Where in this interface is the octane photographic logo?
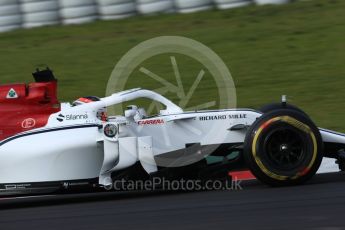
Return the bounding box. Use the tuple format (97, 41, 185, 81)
(106, 36, 236, 167)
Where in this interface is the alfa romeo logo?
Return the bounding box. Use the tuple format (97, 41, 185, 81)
(6, 88, 18, 99)
(21, 118, 36, 129)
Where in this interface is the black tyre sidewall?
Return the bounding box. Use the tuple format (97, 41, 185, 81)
(244, 109, 323, 186)
(259, 103, 309, 117)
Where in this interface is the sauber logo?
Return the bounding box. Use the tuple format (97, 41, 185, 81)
(22, 118, 36, 129)
(57, 113, 88, 122)
(138, 119, 164, 125)
(57, 114, 65, 122)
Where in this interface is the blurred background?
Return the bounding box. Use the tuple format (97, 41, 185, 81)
(0, 0, 344, 131)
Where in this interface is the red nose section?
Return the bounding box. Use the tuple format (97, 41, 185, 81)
(0, 69, 61, 141)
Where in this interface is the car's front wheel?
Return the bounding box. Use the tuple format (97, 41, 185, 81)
(244, 109, 323, 186)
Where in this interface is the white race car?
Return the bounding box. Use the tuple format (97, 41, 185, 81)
(0, 69, 344, 195)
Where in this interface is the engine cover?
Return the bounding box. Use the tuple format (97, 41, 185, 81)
(0, 69, 60, 141)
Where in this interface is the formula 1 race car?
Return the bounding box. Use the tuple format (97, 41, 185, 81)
(1, 68, 345, 195)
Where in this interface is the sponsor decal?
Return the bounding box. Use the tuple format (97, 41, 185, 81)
(21, 118, 36, 129)
(57, 114, 65, 122)
(229, 114, 247, 119)
(5, 184, 31, 190)
(62, 182, 90, 189)
(104, 124, 118, 138)
(138, 119, 164, 125)
(199, 115, 227, 121)
(6, 88, 18, 99)
(199, 114, 247, 121)
(57, 113, 88, 122)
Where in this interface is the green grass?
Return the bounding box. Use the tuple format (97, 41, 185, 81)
(0, 0, 344, 130)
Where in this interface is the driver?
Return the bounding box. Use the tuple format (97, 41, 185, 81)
(72, 96, 107, 121)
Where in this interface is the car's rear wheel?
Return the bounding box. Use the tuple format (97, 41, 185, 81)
(244, 109, 323, 186)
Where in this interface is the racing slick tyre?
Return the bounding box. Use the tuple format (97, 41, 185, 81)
(259, 103, 308, 117)
(244, 109, 323, 186)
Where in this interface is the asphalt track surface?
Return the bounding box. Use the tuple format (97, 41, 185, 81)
(1, 173, 345, 230)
